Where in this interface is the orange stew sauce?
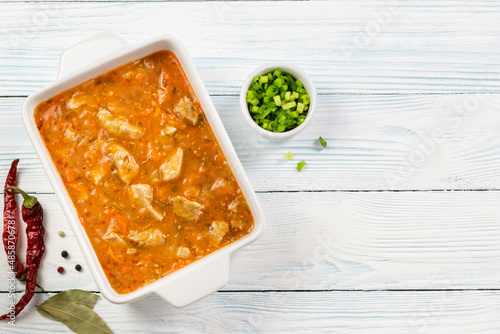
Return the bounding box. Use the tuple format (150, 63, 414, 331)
(34, 51, 254, 294)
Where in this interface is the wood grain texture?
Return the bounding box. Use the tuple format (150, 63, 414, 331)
(1, 290, 500, 333)
(2, 1, 500, 332)
(2, 1, 500, 95)
(3, 93, 500, 192)
(1, 191, 500, 292)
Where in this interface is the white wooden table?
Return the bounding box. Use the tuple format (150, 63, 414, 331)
(2, 1, 500, 332)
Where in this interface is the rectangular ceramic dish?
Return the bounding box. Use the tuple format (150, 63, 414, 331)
(22, 32, 264, 307)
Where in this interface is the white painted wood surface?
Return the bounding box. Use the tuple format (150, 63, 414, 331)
(1, 1, 500, 332)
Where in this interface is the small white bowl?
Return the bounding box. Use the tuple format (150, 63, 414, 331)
(240, 63, 317, 139)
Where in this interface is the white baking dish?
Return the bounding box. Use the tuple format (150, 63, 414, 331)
(22, 32, 265, 307)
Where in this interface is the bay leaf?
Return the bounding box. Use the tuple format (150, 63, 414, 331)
(37, 289, 99, 321)
(36, 300, 113, 334)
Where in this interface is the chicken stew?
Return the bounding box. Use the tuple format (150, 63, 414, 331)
(34, 51, 254, 294)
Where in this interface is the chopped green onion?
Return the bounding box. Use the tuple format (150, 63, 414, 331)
(283, 151, 293, 160)
(297, 160, 306, 172)
(273, 95, 282, 106)
(273, 77, 283, 88)
(245, 68, 311, 133)
(301, 94, 311, 105)
(319, 136, 327, 148)
(246, 90, 255, 102)
(250, 98, 260, 106)
(297, 102, 304, 113)
(282, 101, 296, 110)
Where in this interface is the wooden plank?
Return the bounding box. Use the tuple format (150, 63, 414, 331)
(1, 290, 499, 333)
(2, 2, 500, 95)
(3, 93, 500, 192)
(1, 191, 500, 292)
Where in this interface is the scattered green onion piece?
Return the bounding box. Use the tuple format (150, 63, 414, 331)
(319, 136, 327, 148)
(283, 151, 293, 160)
(297, 160, 306, 172)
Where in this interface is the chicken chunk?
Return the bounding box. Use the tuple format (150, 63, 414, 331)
(128, 228, 165, 247)
(88, 166, 107, 186)
(103, 218, 127, 246)
(106, 143, 139, 184)
(209, 221, 229, 246)
(97, 109, 144, 140)
(177, 245, 191, 258)
(172, 196, 204, 221)
(211, 178, 227, 190)
(228, 199, 240, 212)
(66, 92, 86, 110)
(228, 200, 249, 230)
(159, 147, 183, 182)
(103, 232, 126, 246)
(161, 125, 177, 136)
(129, 184, 164, 221)
(230, 218, 246, 230)
(173, 96, 199, 126)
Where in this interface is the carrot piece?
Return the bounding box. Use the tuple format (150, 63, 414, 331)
(136, 109, 152, 117)
(115, 214, 128, 232)
(65, 168, 76, 183)
(186, 231, 200, 245)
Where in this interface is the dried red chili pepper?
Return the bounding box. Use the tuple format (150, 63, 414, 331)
(0, 186, 45, 320)
(2, 159, 26, 280)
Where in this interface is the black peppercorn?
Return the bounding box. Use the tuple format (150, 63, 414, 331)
(75, 264, 82, 271)
(61, 250, 68, 258)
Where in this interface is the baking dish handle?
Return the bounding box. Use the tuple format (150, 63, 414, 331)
(58, 32, 129, 79)
(155, 255, 230, 308)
